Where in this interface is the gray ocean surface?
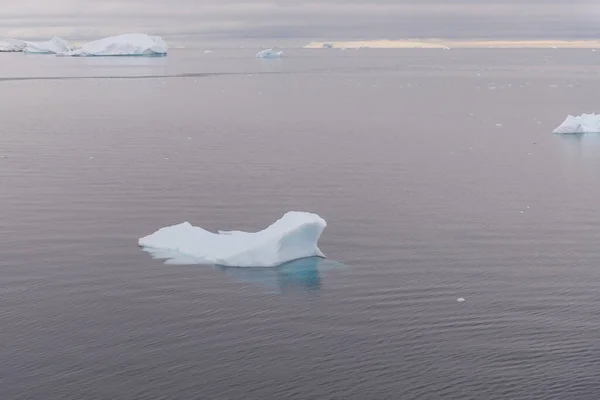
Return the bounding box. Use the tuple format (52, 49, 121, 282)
(2, 48, 600, 399)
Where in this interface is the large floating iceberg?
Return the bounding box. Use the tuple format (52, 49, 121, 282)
(139, 211, 326, 267)
(59, 33, 167, 57)
(256, 48, 283, 58)
(0, 39, 25, 52)
(23, 37, 71, 54)
(553, 113, 600, 134)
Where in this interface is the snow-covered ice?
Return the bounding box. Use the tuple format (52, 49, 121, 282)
(23, 37, 71, 54)
(0, 39, 25, 52)
(553, 113, 600, 134)
(59, 33, 167, 56)
(139, 211, 327, 267)
(256, 49, 283, 58)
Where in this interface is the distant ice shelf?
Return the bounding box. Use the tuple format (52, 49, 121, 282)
(138, 211, 327, 267)
(256, 48, 283, 58)
(553, 113, 600, 134)
(23, 37, 71, 54)
(59, 33, 167, 57)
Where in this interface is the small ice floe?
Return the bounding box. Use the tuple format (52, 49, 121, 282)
(256, 48, 283, 58)
(553, 113, 600, 134)
(496, 124, 503, 127)
(456, 297, 466, 303)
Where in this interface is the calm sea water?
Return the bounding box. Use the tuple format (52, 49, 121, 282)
(2, 48, 600, 399)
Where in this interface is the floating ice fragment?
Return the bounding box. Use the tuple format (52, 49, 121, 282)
(23, 37, 71, 54)
(256, 48, 282, 58)
(457, 297, 466, 303)
(0, 39, 25, 52)
(59, 34, 167, 56)
(139, 211, 327, 267)
(553, 113, 600, 134)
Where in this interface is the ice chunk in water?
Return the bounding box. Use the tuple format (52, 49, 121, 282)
(59, 33, 167, 56)
(553, 113, 600, 134)
(23, 37, 71, 54)
(139, 211, 326, 267)
(256, 49, 283, 58)
(0, 39, 25, 52)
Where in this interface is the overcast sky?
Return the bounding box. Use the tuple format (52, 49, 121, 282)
(1, 0, 599, 42)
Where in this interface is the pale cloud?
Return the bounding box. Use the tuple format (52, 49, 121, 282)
(0, 0, 598, 42)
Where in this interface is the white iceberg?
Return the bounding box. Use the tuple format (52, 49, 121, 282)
(59, 33, 167, 57)
(256, 48, 283, 58)
(139, 211, 327, 267)
(553, 113, 600, 134)
(0, 39, 25, 52)
(23, 37, 71, 54)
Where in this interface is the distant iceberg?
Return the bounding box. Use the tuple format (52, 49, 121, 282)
(553, 113, 600, 134)
(23, 37, 71, 54)
(139, 211, 326, 267)
(0, 39, 25, 52)
(59, 33, 167, 57)
(256, 48, 283, 58)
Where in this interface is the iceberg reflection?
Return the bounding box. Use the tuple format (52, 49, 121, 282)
(141, 247, 344, 293)
(557, 132, 600, 163)
(217, 257, 344, 293)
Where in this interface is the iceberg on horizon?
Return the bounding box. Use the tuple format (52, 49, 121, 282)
(256, 48, 283, 58)
(553, 113, 600, 134)
(59, 33, 167, 57)
(0, 39, 25, 52)
(138, 211, 326, 267)
(23, 37, 71, 54)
